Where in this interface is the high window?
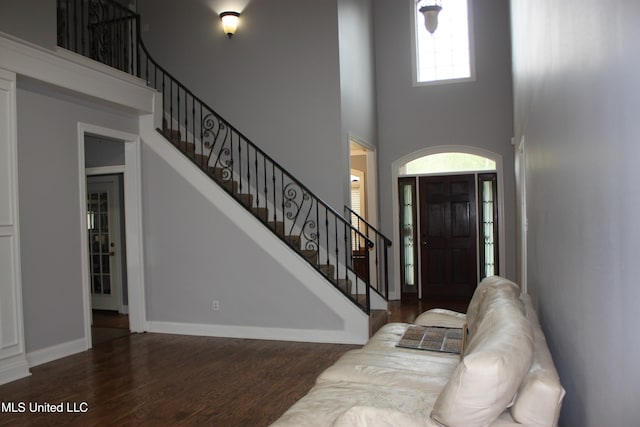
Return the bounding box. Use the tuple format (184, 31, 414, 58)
(412, 0, 475, 85)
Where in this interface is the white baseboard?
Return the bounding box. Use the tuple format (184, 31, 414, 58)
(26, 338, 88, 368)
(147, 321, 366, 345)
(0, 355, 31, 385)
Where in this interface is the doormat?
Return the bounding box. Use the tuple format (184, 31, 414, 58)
(396, 325, 466, 355)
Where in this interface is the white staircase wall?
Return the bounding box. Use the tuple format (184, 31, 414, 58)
(140, 116, 369, 344)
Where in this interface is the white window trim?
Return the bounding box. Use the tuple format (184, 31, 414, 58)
(410, 0, 477, 87)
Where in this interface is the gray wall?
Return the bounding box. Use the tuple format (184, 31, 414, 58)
(137, 0, 346, 209)
(338, 0, 378, 206)
(85, 135, 125, 168)
(0, 0, 56, 48)
(141, 144, 343, 329)
(511, 0, 640, 425)
(16, 82, 138, 353)
(373, 0, 516, 293)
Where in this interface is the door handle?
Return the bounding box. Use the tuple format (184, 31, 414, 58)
(109, 251, 115, 256)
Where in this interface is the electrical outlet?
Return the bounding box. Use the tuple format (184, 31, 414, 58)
(212, 300, 220, 311)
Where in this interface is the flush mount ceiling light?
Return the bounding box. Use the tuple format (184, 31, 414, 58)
(419, 1, 442, 34)
(219, 11, 240, 38)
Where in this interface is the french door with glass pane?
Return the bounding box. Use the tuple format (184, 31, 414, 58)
(87, 175, 122, 311)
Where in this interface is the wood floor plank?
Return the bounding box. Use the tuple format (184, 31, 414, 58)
(0, 333, 358, 426)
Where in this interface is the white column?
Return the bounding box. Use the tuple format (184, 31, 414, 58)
(0, 68, 30, 384)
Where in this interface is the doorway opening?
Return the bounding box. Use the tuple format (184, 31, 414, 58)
(349, 137, 379, 286)
(349, 138, 378, 228)
(86, 173, 130, 345)
(392, 147, 505, 303)
(78, 124, 146, 349)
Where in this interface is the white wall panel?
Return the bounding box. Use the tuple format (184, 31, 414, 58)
(0, 68, 29, 384)
(0, 235, 19, 354)
(0, 78, 13, 225)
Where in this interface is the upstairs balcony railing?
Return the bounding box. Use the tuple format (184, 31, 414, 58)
(57, 0, 390, 314)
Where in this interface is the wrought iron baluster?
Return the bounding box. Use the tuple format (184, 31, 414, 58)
(272, 163, 276, 223)
(162, 72, 166, 125)
(192, 97, 195, 157)
(274, 169, 287, 229)
(238, 136, 243, 193)
(182, 88, 186, 148)
(73, 0, 78, 52)
(263, 157, 267, 214)
(254, 146, 259, 208)
(109, 4, 114, 67)
(170, 80, 174, 137)
(325, 206, 329, 266)
(199, 103, 204, 170)
(66, 0, 70, 49)
(176, 85, 180, 150)
(315, 198, 320, 263)
(334, 216, 340, 284)
(81, 0, 85, 55)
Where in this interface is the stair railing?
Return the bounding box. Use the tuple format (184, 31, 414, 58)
(345, 207, 392, 300)
(57, 0, 380, 313)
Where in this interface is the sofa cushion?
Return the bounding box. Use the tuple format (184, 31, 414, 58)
(465, 276, 521, 336)
(271, 381, 443, 427)
(330, 406, 429, 427)
(430, 296, 533, 427)
(511, 295, 566, 426)
(317, 347, 458, 390)
(414, 308, 467, 329)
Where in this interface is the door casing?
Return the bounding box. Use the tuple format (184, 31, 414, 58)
(78, 123, 146, 349)
(391, 146, 506, 300)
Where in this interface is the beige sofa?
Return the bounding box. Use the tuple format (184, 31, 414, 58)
(272, 276, 565, 427)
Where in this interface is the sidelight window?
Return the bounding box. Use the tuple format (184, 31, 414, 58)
(479, 173, 498, 279)
(399, 177, 419, 297)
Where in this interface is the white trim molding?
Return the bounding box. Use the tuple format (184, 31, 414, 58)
(147, 321, 366, 345)
(0, 68, 30, 385)
(26, 338, 87, 368)
(0, 32, 154, 114)
(78, 123, 147, 349)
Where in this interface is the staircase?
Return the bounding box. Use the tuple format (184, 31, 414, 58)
(57, 0, 391, 334)
(161, 119, 358, 300)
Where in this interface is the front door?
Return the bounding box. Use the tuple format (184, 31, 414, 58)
(419, 174, 477, 299)
(87, 175, 123, 311)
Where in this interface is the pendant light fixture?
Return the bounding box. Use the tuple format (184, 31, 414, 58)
(419, 1, 442, 34)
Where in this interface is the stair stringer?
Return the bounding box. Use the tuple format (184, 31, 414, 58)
(140, 114, 370, 345)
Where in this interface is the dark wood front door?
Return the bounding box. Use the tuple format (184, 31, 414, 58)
(419, 175, 477, 299)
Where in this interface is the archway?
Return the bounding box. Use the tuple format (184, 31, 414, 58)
(390, 146, 506, 300)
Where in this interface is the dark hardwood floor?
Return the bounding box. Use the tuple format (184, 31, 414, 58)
(91, 310, 130, 346)
(0, 299, 466, 426)
(0, 334, 359, 426)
